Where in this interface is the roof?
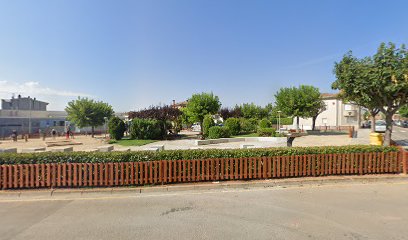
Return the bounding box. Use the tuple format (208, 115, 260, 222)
(321, 93, 339, 99)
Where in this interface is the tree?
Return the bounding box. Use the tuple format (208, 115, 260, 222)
(183, 92, 221, 136)
(65, 97, 113, 137)
(275, 85, 323, 131)
(108, 116, 126, 140)
(332, 43, 408, 145)
(310, 100, 326, 131)
(128, 105, 182, 135)
(399, 105, 408, 118)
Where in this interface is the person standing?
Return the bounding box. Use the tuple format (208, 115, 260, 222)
(51, 128, 57, 140)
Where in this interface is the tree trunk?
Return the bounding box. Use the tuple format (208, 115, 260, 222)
(296, 116, 300, 132)
(312, 116, 317, 131)
(91, 126, 95, 138)
(370, 114, 376, 133)
(383, 113, 393, 146)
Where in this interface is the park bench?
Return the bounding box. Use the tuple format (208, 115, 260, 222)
(285, 132, 307, 147)
(45, 140, 83, 147)
(144, 145, 164, 152)
(97, 145, 114, 152)
(22, 147, 46, 153)
(50, 147, 73, 152)
(0, 148, 17, 153)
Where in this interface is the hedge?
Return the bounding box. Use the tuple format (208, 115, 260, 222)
(257, 127, 276, 137)
(208, 126, 231, 139)
(0, 145, 398, 165)
(271, 117, 293, 125)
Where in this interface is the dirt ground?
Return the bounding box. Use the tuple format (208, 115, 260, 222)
(0, 130, 370, 153)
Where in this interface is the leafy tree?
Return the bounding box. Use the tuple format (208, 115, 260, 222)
(108, 116, 126, 140)
(240, 103, 268, 119)
(399, 105, 408, 118)
(333, 43, 408, 145)
(183, 92, 221, 135)
(275, 85, 322, 131)
(202, 114, 215, 138)
(128, 105, 182, 135)
(65, 97, 113, 137)
(224, 118, 241, 135)
(219, 105, 243, 120)
(309, 98, 326, 131)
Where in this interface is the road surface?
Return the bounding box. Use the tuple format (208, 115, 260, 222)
(393, 126, 408, 146)
(1, 181, 408, 240)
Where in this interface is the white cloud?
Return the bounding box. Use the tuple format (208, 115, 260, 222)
(0, 81, 92, 97)
(0, 81, 93, 110)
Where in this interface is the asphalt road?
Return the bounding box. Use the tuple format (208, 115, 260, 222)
(1, 181, 408, 240)
(392, 126, 408, 146)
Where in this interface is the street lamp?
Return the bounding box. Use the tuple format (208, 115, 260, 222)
(277, 111, 282, 133)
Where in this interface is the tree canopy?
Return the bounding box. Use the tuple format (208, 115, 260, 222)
(275, 85, 323, 129)
(332, 42, 408, 145)
(183, 92, 221, 126)
(65, 97, 113, 137)
(399, 105, 408, 118)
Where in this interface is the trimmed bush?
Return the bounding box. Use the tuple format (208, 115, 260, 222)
(271, 117, 293, 125)
(0, 145, 398, 165)
(259, 118, 271, 128)
(224, 118, 241, 135)
(208, 126, 231, 139)
(240, 118, 258, 133)
(130, 118, 166, 140)
(108, 116, 126, 140)
(257, 127, 276, 137)
(202, 114, 215, 137)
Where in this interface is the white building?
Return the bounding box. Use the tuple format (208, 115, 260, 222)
(297, 93, 362, 130)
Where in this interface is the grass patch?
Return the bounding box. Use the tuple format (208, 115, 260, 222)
(109, 139, 157, 146)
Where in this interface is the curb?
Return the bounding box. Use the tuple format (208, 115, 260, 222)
(0, 174, 407, 201)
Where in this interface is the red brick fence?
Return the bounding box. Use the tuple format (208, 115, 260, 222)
(1, 150, 406, 190)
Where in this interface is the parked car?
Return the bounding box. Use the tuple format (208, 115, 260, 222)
(401, 120, 408, 128)
(361, 120, 371, 128)
(375, 120, 386, 132)
(393, 120, 402, 126)
(191, 123, 201, 132)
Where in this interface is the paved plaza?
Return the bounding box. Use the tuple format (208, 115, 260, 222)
(1, 128, 407, 152)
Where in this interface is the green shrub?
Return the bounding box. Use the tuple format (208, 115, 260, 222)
(0, 145, 398, 165)
(130, 118, 166, 140)
(259, 118, 271, 128)
(208, 126, 231, 139)
(239, 118, 258, 133)
(202, 114, 215, 137)
(224, 118, 241, 135)
(257, 127, 276, 137)
(271, 117, 293, 125)
(108, 116, 126, 140)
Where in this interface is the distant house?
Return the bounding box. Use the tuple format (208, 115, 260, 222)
(172, 100, 188, 109)
(297, 93, 362, 130)
(0, 95, 67, 137)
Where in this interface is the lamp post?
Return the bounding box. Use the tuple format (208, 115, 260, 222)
(277, 110, 282, 133)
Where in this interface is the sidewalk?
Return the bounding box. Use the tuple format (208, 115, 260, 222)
(1, 174, 406, 201)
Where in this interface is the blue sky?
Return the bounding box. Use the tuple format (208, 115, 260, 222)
(0, 0, 407, 111)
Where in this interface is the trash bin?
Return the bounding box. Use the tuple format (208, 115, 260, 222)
(370, 133, 383, 145)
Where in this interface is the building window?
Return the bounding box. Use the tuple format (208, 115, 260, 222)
(344, 104, 353, 111)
